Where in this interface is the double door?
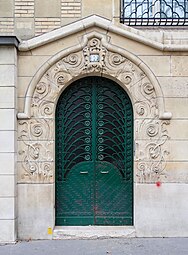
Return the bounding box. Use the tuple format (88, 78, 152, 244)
(55, 76, 133, 226)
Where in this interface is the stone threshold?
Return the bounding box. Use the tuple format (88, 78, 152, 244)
(53, 226, 136, 239)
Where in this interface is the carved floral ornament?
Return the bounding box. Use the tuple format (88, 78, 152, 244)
(18, 32, 172, 183)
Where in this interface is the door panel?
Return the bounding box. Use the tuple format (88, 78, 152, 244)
(55, 76, 133, 226)
(56, 162, 94, 225)
(95, 161, 133, 225)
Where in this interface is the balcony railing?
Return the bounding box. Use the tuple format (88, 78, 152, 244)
(120, 0, 188, 26)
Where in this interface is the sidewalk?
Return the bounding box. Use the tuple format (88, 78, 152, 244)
(0, 238, 188, 255)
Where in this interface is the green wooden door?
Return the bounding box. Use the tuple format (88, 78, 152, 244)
(55, 77, 133, 226)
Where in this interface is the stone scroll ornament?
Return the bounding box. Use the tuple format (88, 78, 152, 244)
(18, 119, 54, 182)
(18, 35, 170, 183)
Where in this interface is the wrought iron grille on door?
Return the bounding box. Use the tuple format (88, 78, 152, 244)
(55, 77, 133, 226)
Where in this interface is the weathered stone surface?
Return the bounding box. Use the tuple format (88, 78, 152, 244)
(0, 87, 15, 108)
(15, 18, 34, 40)
(0, 131, 15, 152)
(18, 184, 54, 240)
(0, 45, 17, 244)
(82, 0, 112, 19)
(35, 0, 61, 17)
(0, 0, 13, 17)
(18, 32, 171, 184)
(165, 162, 188, 183)
(30, 32, 83, 56)
(167, 140, 188, 161)
(0, 220, 16, 243)
(0, 175, 15, 197)
(0, 197, 15, 219)
(0, 65, 15, 86)
(110, 33, 162, 56)
(0, 47, 16, 65)
(0, 109, 15, 130)
(166, 120, 188, 139)
(139, 56, 171, 76)
(165, 97, 188, 118)
(171, 56, 188, 76)
(158, 77, 188, 98)
(135, 183, 188, 237)
(53, 226, 136, 239)
(1, 12, 188, 242)
(18, 55, 50, 77)
(17, 76, 32, 97)
(0, 153, 15, 175)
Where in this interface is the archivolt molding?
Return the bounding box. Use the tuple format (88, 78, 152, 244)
(18, 31, 171, 120)
(17, 31, 172, 183)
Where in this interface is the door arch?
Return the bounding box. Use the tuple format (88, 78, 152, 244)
(55, 76, 133, 226)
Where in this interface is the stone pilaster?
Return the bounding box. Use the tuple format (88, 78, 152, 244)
(0, 36, 19, 242)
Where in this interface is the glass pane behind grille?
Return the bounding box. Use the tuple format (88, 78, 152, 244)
(55, 77, 133, 226)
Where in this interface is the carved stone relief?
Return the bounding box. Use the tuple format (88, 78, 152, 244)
(18, 118, 54, 182)
(135, 119, 170, 182)
(18, 33, 171, 183)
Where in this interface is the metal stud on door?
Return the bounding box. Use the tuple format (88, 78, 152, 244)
(55, 77, 133, 226)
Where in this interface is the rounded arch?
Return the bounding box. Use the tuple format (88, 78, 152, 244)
(55, 75, 134, 226)
(17, 31, 171, 189)
(17, 31, 171, 120)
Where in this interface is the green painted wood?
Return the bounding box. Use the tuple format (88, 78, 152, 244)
(55, 76, 133, 226)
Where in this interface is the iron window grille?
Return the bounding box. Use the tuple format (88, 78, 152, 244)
(120, 0, 188, 26)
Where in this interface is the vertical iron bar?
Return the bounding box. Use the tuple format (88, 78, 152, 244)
(120, 0, 123, 23)
(91, 81, 97, 224)
(121, 0, 187, 25)
(185, 0, 187, 24)
(172, 0, 173, 25)
(135, 0, 137, 25)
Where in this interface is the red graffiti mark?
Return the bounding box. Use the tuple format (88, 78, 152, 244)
(156, 181, 161, 187)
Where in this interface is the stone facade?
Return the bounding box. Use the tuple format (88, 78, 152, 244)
(0, 38, 18, 242)
(0, 0, 188, 243)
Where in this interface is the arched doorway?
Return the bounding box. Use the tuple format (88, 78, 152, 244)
(55, 76, 133, 226)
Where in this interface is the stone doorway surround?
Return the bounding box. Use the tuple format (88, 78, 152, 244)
(17, 15, 175, 240)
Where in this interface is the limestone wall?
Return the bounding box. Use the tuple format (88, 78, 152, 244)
(15, 18, 188, 239)
(0, 1, 188, 242)
(0, 0, 113, 39)
(0, 43, 18, 242)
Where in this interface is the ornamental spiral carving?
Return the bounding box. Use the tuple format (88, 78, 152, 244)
(21, 160, 53, 182)
(138, 162, 147, 172)
(18, 119, 53, 141)
(29, 144, 40, 160)
(89, 38, 100, 49)
(146, 123, 159, 137)
(57, 75, 64, 85)
(111, 53, 125, 66)
(41, 102, 54, 116)
(136, 102, 150, 116)
(151, 163, 161, 174)
(28, 162, 38, 173)
(143, 82, 154, 95)
(148, 142, 161, 159)
(136, 120, 170, 182)
(124, 75, 132, 85)
(36, 82, 47, 94)
(31, 123, 43, 137)
(63, 53, 79, 65)
(83, 37, 106, 73)
(18, 33, 171, 183)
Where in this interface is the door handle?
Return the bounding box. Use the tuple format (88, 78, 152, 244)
(100, 171, 109, 174)
(80, 171, 88, 174)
